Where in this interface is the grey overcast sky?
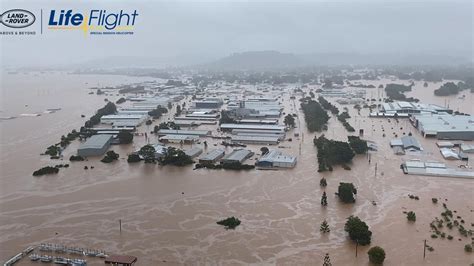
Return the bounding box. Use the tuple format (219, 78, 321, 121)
(0, 0, 472, 67)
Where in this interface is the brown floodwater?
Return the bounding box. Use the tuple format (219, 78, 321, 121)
(0, 72, 473, 265)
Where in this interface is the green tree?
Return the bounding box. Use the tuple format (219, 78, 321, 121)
(101, 150, 119, 163)
(321, 191, 328, 206)
(138, 145, 156, 163)
(348, 136, 368, 154)
(323, 253, 331, 266)
(320, 220, 330, 233)
(260, 147, 269, 155)
(337, 182, 357, 203)
(407, 211, 416, 222)
(127, 154, 141, 163)
(465, 244, 473, 253)
(301, 99, 329, 132)
(320, 178, 327, 187)
(118, 131, 133, 144)
(217, 216, 241, 230)
(159, 147, 194, 166)
(284, 114, 295, 128)
(176, 105, 182, 116)
(368, 246, 386, 264)
(219, 110, 237, 125)
(344, 215, 372, 245)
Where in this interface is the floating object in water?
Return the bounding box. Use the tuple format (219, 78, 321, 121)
(20, 113, 41, 117)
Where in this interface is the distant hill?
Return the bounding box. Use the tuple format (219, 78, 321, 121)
(201, 51, 471, 71)
(204, 51, 305, 70)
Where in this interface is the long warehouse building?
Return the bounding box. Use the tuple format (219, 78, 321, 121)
(411, 114, 474, 140)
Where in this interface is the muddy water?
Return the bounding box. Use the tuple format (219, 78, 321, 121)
(0, 73, 473, 265)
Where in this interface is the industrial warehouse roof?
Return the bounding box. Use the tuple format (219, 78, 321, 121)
(440, 148, 460, 160)
(237, 119, 279, 125)
(105, 254, 137, 265)
(157, 129, 211, 136)
(232, 129, 285, 135)
(184, 147, 203, 157)
(199, 149, 225, 161)
(382, 101, 449, 113)
(101, 114, 146, 120)
(221, 124, 285, 131)
(414, 114, 474, 134)
(461, 144, 474, 153)
(390, 136, 422, 150)
(402, 161, 474, 178)
(231, 135, 280, 143)
(259, 150, 296, 163)
(79, 135, 112, 149)
(159, 135, 199, 141)
(222, 149, 253, 162)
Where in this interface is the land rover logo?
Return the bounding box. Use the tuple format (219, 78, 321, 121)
(0, 9, 35, 28)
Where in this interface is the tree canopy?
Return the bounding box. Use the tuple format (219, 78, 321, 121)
(217, 216, 241, 230)
(284, 114, 296, 128)
(314, 135, 355, 171)
(344, 215, 372, 245)
(338, 182, 357, 203)
(118, 131, 134, 144)
(148, 105, 168, 118)
(434, 82, 460, 96)
(368, 246, 386, 264)
(348, 136, 368, 154)
(84, 102, 117, 128)
(158, 147, 194, 166)
(301, 98, 329, 132)
(138, 145, 156, 163)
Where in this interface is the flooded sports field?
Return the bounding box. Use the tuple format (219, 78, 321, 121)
(0, 72, 472, 265)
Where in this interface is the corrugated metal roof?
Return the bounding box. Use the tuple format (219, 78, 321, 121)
(157, 129, 211, 136)
(221, 124, 285, 131)
(199, 149, 225, 161)
(79, 135, 112, 149)
(222, 149, 253, 162)
(231, 135, 280, 142)
(260, 150, 296, 163)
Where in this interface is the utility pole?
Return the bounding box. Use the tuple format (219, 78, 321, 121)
(355, 240, 359, 257)
(375, 163, 378, 177)
(119, 219, 122, 234)
(423, 239, 426, 259)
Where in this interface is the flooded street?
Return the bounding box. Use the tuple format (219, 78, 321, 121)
(0, 72, 472, 265)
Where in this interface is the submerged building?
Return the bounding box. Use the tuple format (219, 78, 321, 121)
(255, 150, 297, 169)
(77, 135, 113, 157)
(390, 136, 422, 151)
(198, 149, 225, 164)
(221, 149, 254, 164)
(381, 101, 451, 114)
(411, 114, 474, 140)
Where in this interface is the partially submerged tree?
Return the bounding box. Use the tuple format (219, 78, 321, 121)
(320, 178, 327, 187)
(118, 131, 133, 144)
(368, 246, 386, 264)
(407, 211, 416, 222)
(344, 215, 372, 245)
(321, 191, 328, 206)
(284, 114, 296, 128)
(320, 220, 330, 233)
(337, 182, 357, 203)
(217, 216, 241, 230)
(138, 144, 156, 163)
(323, 253, 332, 266)
(260, 147, 269, 155)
